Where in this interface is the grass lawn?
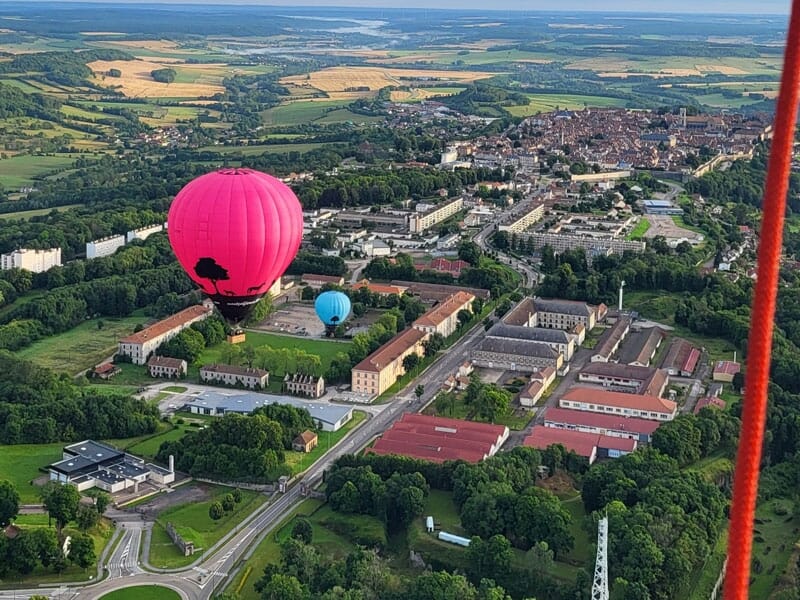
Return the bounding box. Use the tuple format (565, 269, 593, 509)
(164, 385, 188, 393)
(283, 411, 367, 475)
(749, 499, 799, 598)
(0, 442, 64, 503)
(126, 424, 194, 459)
(195, 331, 348, 380)
(0, 203, 82, 220)
(425, 489, 464, 535)
(99, 585, 181, 600)
(17, 314, 148, 374)
(199, 142, 329, 156)
(627, 218, 651, 240)
(316, 108, 384, 125)
(149, 487, 265, 568)
(424, 391, 533, 431)
(260, 100, 349, 126)
(561, 494, 593, 566)
(688, 528, 729, 600)
(507, 93, 626, 117)
(0, 154, 77, 189)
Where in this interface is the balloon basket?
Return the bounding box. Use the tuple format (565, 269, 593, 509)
(227, 332, 246, 344)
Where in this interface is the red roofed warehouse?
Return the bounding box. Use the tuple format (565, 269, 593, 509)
(523, 425, 637, 464)
(559, 387, 677, 421)
(369, 413, 510, 463)
(542, 407, 660, 443)
(118, 304, 212, 365)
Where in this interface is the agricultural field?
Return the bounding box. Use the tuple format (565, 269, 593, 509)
(0, 442, 63, 503)
(199, 142, 328, 156)
(369, 48, 553, 67)
(280, 66, 495, 99)
(0, 203, 82, 220)
(88, 59, 226, 98)
(568, 55, 784, 79)
(507, 93, 627, 117)
(388, 87, 465, 102)
(260, 100, 349, 126)
(16, 314, 148, 374)
(0, 154, 78, 189)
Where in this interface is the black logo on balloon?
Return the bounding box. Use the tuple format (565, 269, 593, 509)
(247, 281, 267, 294)
(195, 258, 229, 296)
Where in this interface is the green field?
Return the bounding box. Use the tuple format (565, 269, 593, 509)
(260, 100, 350, 126)
(749, 499, 799, 598)
(0, 154, 77, 189)
(126, 424, 194, 459)
(507, 93, 627, 117)
(196, 330, 349, 379)
(0, 77, 47, 93)
(627, 218, 651, 240)
(283, 411, 367, 475)
(693, 93, 761, 109)
(0, 442, 63, 503)
(0, 203, 82, 220)
(149, 486, 265, 568)
(17, 314, 148, 374)
(99, 585, 181, 600)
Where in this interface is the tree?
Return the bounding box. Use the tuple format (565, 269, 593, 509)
(0, 479, 19, 527)
(91, 491, 111, 514)
(458, 241, 482, 266)
(423, 333, 445, 358)
(260, 573, 310, 600)
(457, 309, 472, 330)
(414, 385, 425, 401)
(402, 353, 420, 373)
(233, 488, 243, 503)
(466, 535, 513, 584)
(68, 533, 95, 570)
(474, 387, 510, 423)
(40, 483, 80, 542)
(291, 518, 313, 544)
(76, 505, 99, 531)
(222, 493, 236, 512)
(209, 502, 224, 520)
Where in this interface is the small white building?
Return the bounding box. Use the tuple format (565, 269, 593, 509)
(1, 248, 62, 273)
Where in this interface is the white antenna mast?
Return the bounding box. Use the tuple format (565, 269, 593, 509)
(592, 516, 609, 600)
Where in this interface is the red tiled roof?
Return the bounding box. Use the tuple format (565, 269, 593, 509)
(561, 387, 677, 415)
(94, 363, 116, 374)
(598, 435, 637, 452)
(413, 291, 475, 328)
(682, 348, 701, 374)
(694, 396, 727, 414)
(523, 426, 598, 458)
(713, 361, 741, 376)
(120, 305, 211, 345)
(352, 328, 427, 373)
(353, 279, 406, 296)
(295, 430, 318, 444)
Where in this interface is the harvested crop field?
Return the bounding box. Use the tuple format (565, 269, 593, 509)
(88, 59, 225, 98)
(389, 87, 463, 101)
(101, 39, 182, 52)
(280, 66, 494, 98)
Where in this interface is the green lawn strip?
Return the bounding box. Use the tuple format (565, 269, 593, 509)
(163, 386, 188, 393)
(16, 315, 147, 375)
(749, 499, 798, 598)
(98, 585, 181, 600)
(687, 527, 728, 600)
(627, 218, 651, 240)
(0, 442, 63, 503)
(259, 100, 350, 126)
(283, 410, 367, 475)
(424, 489, 465, 535)
(126, 425, 193, 459)
(149, 488, 265, 569)
(0, 203, 83, 220)
(560, 494, 593, 566)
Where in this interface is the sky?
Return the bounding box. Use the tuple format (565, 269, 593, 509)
(16, 0, 792, 14)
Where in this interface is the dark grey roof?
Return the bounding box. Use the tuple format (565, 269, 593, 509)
(534, 297, 593, 317)
(475, 337, 559, 359)
(503, 297, 537, 326)
(64, 440, 124, 462)
(108, 461, 149, 479)
(593, 317, 632, 358)
(488, 323, 570, 344)
(580, 362, 656, 381)
(49, 455, 97, 475)
(617, 327, 665, 365)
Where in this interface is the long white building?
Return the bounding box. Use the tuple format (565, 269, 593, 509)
(409, 196, 464, 233)
(86, 235, 126, 259)
(127, 224, 164, 243)
(1, 248, 61, 273)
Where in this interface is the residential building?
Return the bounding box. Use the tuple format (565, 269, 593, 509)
(86, 235, 125, 259)
(200, 364, 269, 390)
(713, 360, 741, 383)
(352, 279, 408, 297)
(47, 440, 174, 493)
(408, 196, 464, 233)
(392, 280, 491, 302)
(694, 396, 727, 414)
(497, 201, 545, 233)
(523, 425, 637, 464)
(302, 274, 345, 289)
(283, 373, 325, 398)
(578, 362, 669, 397)
(126, 224, 164, 243)
(543, 407, 659, 443)
(351, 328, 428, 396)
(182, 390, 353, 431)
(533, 298, 598, 331)
(660, 338, 701, 376)
(520, 231, 646, 257)
(519, 366, 557, 407)
(559, 387, 678, 421)
(413, 291, 475, 337)
(471, 336, 564, 372)
(147, 356, 187, 379)
(1, 248, 61, 273)
(292, 430, 318, 453)
(117, 304, 212, 365)
(618, 327, 666, 367)
(487, 322, 576, 362)
(92, 363, 121, 380)
(591, 316, 632, 362)
(368, 413, 509, 463)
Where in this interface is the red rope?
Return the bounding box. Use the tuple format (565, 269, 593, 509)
(724, 2, 800, 598)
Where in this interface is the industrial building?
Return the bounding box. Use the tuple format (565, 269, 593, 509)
(1, 248, 62, 273)
(660, 338, 701, 377)
(523, 425, 637, 464)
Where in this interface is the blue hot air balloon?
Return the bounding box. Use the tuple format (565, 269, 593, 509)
(314, 291, 352, 336)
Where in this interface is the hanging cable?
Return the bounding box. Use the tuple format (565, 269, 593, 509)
(724, 1, 800, 598)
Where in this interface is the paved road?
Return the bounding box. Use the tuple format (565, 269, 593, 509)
(9, 321, 488, 600)
(473, 221, 540, 288)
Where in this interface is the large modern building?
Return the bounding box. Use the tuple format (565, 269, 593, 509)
(578, 362, 669, 397)
(559, 387, 678, 421)
(408, 196, 464, 233)
(368, 413, 509, 463)
(182, 390, 353, 431)
(200, 364, 269, 390)
(48, 440, 174, 493)
(1, 248, 61, 273)
(542, 406, 660, 443)
(126, 224, 164, 243)
(520, 231, 646, 258)
(117, 304, 213, 365)
(351, 327, 429, 396)
(412, 291, 474, 338)
(86, 235, 126, 259)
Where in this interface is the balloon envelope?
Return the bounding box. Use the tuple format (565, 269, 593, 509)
(314, 291, 352, 326)
(167, 168, 303, 323)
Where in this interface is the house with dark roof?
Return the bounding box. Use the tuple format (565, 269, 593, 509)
(617, 327, 666, 367)
(578, 362, 669, 397)
(533, 297, 598, 331)
(147, 356, 187, 379)
(488, 322, 576, 361)
(591, 316, 632, 363)
(471, 336, 564, 372)
(660, 338, 701, 377)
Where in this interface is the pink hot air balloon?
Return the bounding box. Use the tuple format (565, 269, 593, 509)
(168, 168, 303, 324)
